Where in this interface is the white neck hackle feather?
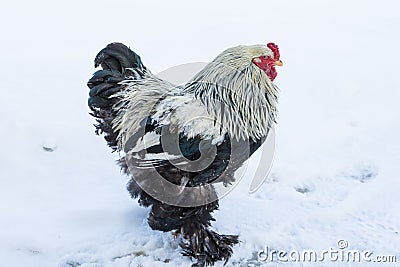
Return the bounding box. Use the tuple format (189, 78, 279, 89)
(113, 44, 280, 151)
(185, 45, 279, 141)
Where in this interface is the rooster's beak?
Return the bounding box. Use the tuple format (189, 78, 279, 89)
(275, 60, 283, 67)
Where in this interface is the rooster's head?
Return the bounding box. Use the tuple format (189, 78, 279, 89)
(251, 43, 283, 81)
(203, 43, 283, 82)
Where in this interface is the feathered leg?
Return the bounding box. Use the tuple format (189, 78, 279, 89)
(126, 167, 239, 267)
(179, 205, 239, 267)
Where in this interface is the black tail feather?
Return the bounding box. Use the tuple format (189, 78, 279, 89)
(87, 42, 146, 151)
(94, 42, 146, 73)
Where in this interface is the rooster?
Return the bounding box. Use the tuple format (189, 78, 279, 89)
(87, 42, 282, 266)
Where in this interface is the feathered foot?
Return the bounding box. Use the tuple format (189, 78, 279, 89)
(180, 225, 239, 267)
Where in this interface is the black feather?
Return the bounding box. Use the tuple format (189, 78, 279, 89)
(88, 42, 147, 151)
(88, 83, 114, 97)
(94, 42, 146, 72)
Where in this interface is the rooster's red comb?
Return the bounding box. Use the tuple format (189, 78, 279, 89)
(267, 43, 280, 61)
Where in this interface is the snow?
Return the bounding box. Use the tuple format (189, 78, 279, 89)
(1, 0, 399, 266)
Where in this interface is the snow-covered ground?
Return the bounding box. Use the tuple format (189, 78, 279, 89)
(1, 0, 399, 266)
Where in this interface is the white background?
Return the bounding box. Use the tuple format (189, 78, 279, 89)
(0, 0, 399, 266)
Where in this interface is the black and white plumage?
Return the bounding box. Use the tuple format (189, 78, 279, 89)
(87, 42, 281, 266)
